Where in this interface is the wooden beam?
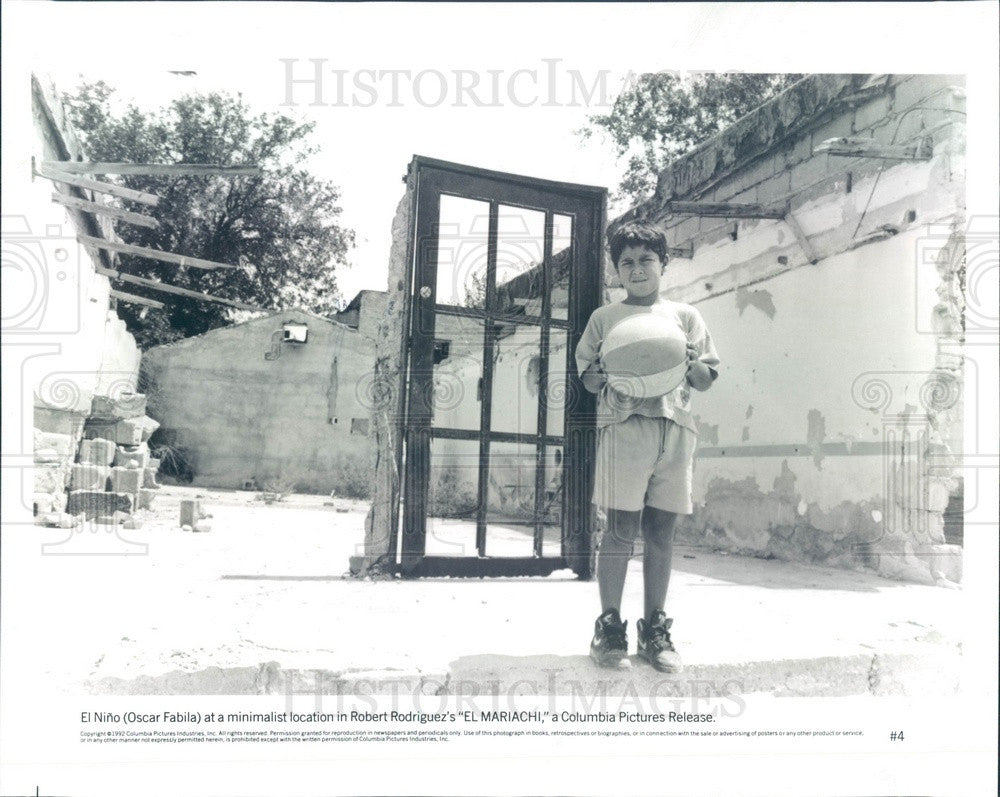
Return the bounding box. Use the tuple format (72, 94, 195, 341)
(37, 163, 160, 206)
(96, 266, 262, 311)
(78, 234, 238, 271)
(668, 201, 787, 220)
(814, 136, 933, 161)
(109, 289, 165, 310)
(783, 211, 819, 265)
(53, 193, 159, 230)
(42, 161, 262, 177)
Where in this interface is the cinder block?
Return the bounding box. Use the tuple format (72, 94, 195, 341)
(31, 493, 67, 525)
(91, 393, 147, 420)
(42, 512, 78, 529)
(137, 416, 160, 443)
(138, 489, 157, 510)
(179, 498, 202, 527)
(79, 439, 116, 466)
(810, 112, 855, 151)
(722, 155, 777, 198)
(110, 467, 142, 494)
(66, 490, 134, 519)
(114, 443, 149, 470)
(889, 110, 939, 148)
(34, 464, 69, 494)
(891, 74, 961, 115)
(777, 134, 813, 171)
(34, 408, 86, 438)
(85, 419, 149, 445)
(83, 419, 117, 440)
(113, 419, 144, 446)
(790, 154, 835, 193)
(34, 429, 74, 456)
(33, 493, 57, 516)
(853, 94, 892, 133)
(668, 216, 701, 250)
(143, 468, 160, 489)
(34, 430, 75, 464)
(755, 171, 792, 207)
(70, 464, 110, 491)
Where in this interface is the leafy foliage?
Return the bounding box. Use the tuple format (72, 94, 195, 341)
(63, 82, 354, 348)
(581, 72, 804, 203)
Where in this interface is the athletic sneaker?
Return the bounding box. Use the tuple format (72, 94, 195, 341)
(637, 611, 682, 673)
(590, 608, 629, 668)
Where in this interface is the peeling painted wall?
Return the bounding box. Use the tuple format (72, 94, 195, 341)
(19, 77, 142, 519)
(611, 74, 966, 584)
(22, 78, 142, 423)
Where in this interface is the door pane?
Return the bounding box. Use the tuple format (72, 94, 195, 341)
(435, 194, 490, 309)
(540, 446, 564, 557)
(494, 204, 545, 318)
(430, 314, 483, 431)
(484, 442, 537, 557)
(490, 323, 541, 436)
(550, 214, 573, 321)
(544, 328, 569, 438)
(426, 438, 479, 556)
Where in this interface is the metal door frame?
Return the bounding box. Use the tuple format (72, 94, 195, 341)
(397, 156, 606, 578)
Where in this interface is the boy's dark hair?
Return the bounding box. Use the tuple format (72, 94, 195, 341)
(609, 222, 669, 267)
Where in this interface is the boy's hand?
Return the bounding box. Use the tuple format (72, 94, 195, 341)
(581, 362, 606, 394)
(686, 343, 714, 391)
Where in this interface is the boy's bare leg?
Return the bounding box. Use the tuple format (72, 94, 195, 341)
(597, 509, 642, 612)
(641, 507, 678, 620)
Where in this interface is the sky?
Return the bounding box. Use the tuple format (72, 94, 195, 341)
(7, 1, 998, 305)
(28, 3, 674, 304)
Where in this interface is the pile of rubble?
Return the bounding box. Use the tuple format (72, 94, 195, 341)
(34, 392, 161, 529)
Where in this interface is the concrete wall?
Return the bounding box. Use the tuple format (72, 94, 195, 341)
(9, 77, 141, 518)
(611, 74, 966, 584)
(141, 309, 376, 496)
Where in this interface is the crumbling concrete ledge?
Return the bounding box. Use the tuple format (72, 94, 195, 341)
(85, 647, 959, 699)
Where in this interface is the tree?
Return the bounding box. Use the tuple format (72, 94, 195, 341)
(63, 82, 355, 349)
(580, 72, 805, 204)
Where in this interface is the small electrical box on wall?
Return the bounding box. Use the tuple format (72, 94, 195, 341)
(283, 322, 308, 343)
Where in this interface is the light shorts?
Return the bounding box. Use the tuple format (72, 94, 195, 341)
(593, 414, 697, 514)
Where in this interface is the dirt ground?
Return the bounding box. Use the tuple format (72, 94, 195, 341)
(6, 484, 964, 697)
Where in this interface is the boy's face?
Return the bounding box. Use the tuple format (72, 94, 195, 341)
(615, 244, 664, 300)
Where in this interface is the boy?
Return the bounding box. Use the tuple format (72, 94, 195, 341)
(575, 222, 719, 672)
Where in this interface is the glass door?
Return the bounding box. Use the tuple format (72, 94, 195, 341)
(401, 157, 605, 578)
